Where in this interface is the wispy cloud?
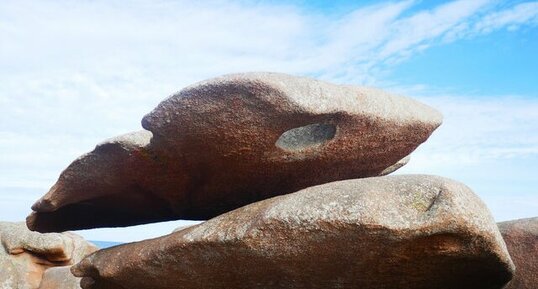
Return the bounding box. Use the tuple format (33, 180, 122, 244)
(395, 91, 538, 222)
(407, 94, 538, 164)
(474, 1, 538, 33)
(377, 0, 490, 62)
(2, 0, 537, 85)
(1, 0, 537, 236)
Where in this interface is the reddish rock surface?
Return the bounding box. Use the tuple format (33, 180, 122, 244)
(28, 73, 442, 232)
(72, 175, 513, 289)
(380, 155, 410, 175)
(498, 217, 538, 289)
(0, 222, 97, 289)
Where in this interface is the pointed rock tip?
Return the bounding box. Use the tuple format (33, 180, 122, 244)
(71, 256, 95, 277)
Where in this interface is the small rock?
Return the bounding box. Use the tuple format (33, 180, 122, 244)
(380, 155, 410, 175)
(0, 222, 97, 289)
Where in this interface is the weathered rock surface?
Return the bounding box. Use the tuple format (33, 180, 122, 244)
(38, 267, 82, 289)
(72, 175, 513, 289)
(380, 155, 410, 176)
(498, 217, 538, 289)
(0, 222, 97, 289)
(28, 130, 158, 232)
(28, 73, 442, 232)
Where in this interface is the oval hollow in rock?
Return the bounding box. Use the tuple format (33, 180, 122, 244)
(276, 123, 336, 151)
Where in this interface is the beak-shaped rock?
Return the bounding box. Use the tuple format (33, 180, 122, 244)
(28, 72, 442, 232)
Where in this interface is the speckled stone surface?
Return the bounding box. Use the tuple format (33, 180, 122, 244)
(498, 217, 538, 289)
(380, 155, 410, 176)
(28, 72, 442, 232)
(0, 222, 97, 289)
(72, 175, 513, 289)
(38, 267, 82, 289)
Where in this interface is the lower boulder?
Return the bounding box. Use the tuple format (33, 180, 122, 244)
(0, 222, 97, 289)
(498, 217, 538, 289)
(72, 175, 514, 289)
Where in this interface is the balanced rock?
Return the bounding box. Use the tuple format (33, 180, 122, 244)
(498, 217, 538, 289)
(72, 175, 513, 289)
(28, 73, 442, 232)
(0, 222, 97, 289)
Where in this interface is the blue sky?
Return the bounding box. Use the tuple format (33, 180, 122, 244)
(1, 0, 537, 242)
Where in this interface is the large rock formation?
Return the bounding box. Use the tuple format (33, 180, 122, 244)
(71, 175, 513, 289)
(0, 222, 97, 289)
(498, 217, 538, 289)
(28, 72, 442, 232)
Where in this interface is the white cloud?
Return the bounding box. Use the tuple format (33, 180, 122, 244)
(378, 0, 490, 61)
(1, 0, 537, 240)
(474, 2, 538, 34)
(396, 93, 538, 223)
(409, 95, 538, 164)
